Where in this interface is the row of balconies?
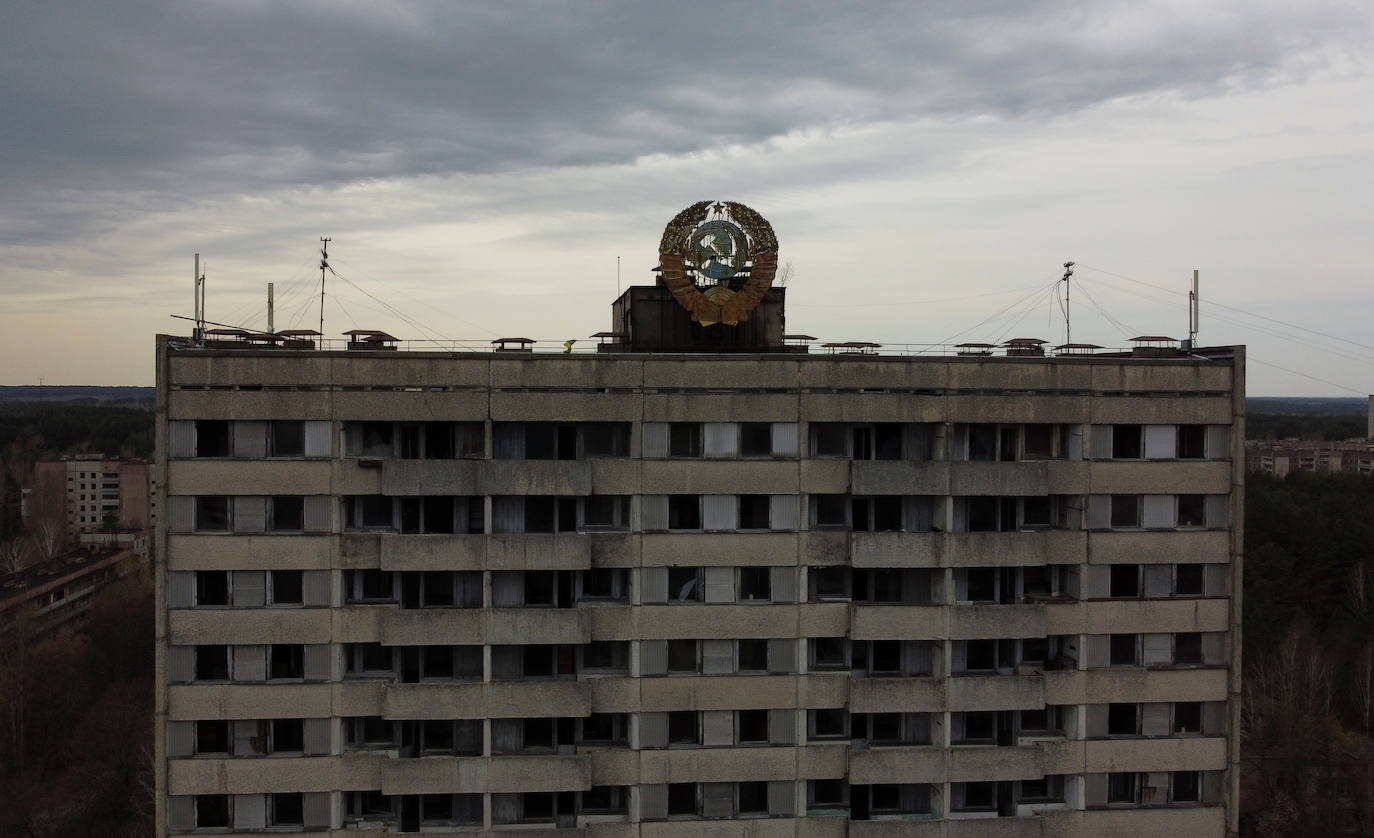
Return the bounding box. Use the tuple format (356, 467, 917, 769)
(167, 737, 1228, 795)
(167, 599, 1231, 646)
(167, 669, 1230, 721)
(165, 457, 1232, 498)
(165, 529, 1232, 571)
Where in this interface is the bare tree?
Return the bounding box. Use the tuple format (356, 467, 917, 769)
(31, 517, 65, 562)
(0, 538, 31, 574)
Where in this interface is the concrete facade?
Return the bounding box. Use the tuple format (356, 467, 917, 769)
(154, 342, 1244, 837)
(31, 455, 155, 537)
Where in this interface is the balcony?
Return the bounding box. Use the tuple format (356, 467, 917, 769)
(851, 606, 944, 640)
(381, 753, 591, 795)
(1045, 597, 1230, 636)
(849, 746, 945, 785)
(1044, 668, 1228, 705)
(850, 677, 944, 714)
(383, 681, 590, 720)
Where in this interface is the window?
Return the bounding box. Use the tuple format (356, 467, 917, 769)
(422, 794, 455, 823)
(668, 567, 702, 602)
(667, 640, 699, 674)
(1175, 564, 1205, 596)
(670, 423, 701, 458)
(269, 570, 303, 605)
(1177, 425, 1206, 459)
(668, 495, 701, 530)
(870, 640, 902, 674)
(737, 639, 768, 672)
(346, 717, 396, 749)
(579, 714, 627, 746)
(1112, 425, 1143, 459)
(968, 425, 997, 461)
(581, 641, 627, 672)
(667, 711, 699, 745)
(1174, 702, 1203, 734)
(1108, 772, 1138, 804)
(1110, 495, 1141, 528)
(1175, 633, 1203, 665)
(196, 571, 230, 606)
(195, 496, 231, 531)
(812, 423, 848, 457)
(965, 639, 996, 671)
(195, 795, 231, 828)
(579, 568, 625, 601)
(1021, 496, 1054, 528)
(1110, 564, 1140, 598)
(270, 645, 304, 680)
(809, 637, 848, 670)
(965, 568, 996, 602)
(809, 779, 847, 809)
(196, 421, 231, 457)
(960, 782, 996, 810)
(196, 720, 230, 754)
(1171, 771, 1202, 803)
(195, 645, 230, 681)
(580, 786, 626, 814)
(349, 495, 394, 529)
(812, 495, 848, 529)
(810, 566, 849, 600)
(740, 423, 772, 457)
(1109, 634, 1139, 666)
(737, 710, 769, 744)
(272, 719, 304, 753)
(961, 712, 995, 742)
(582, 496, 630, 530)
(348, 791, 394, 819)
(1023, 424, 1056, 459)
(582, 423, 629, 458)
(269, 496, 304, 531)
(351, 570, 396, 602)
(269, 421, 305, 457)
(739, 567, 771, 601)
(809, 709, 848, 740)
(738, 494, 770, 530)
(347, 643, 394, 676)
(1107, 703, 1138, 736)
(1177, 494, 1206, 528)
(667, 783, 697, 816)
(737, 781, 768, 815)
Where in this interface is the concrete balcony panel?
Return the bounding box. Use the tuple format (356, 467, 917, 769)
(589, 533, 638, 567)
(939, 531, 1088, 568)
(643, 393, 798, 422)
(1046, 598, 1230, 636)
(948, 745, 1043, 782)
(169, 607, 332, 645)
(950, 605, 1045, 640)
(850, 461, 950, 496)
(1087, 460, 1231, 495)
(798, 743, 849, 778)
(641, 823, 811, 838)
(849, 745, 947, 785)
(797, 816, 851, 838)
(1044, 460, 1089, 494)
(1044, 668, 1228, 705)
(591, 604, 831, 641)
(847, 818, 945, 838)
(487, 607, 590, 645)
(851, 605, 945, 640)
(340, 533, 381, 568)
(1088, 530, 1230, 565)
(483, 460, 593, 495)
(948, 462, 1048, 497)
(1041, 804, 1226, 838)
(167, 683, 341, 721)
(169, 353, 336, 388)
(168, 459, 334, 495)
(334, 680, 388, 717)
(799, 393, 946, 423)
(645, 358, 800, 389)
(801, 459, 852, 494)
(1037, 738, 1087, 776)
(168, 754, 382, 794)
(640, 460, 801, 495)
(589, 749, 640, 786)
(638, 746, 805, 784)
(167, 534, 333, 571)
(333, 605, 386, 642)
(388, 754, 589, 795)
(327, 355, 489, 388)
(1089, 396, 1232, 425)
(487, 534, 593, 570)
(850, 677, 945, 713)
(851, 532, 940, 568)
(641, 533, 799, 567)
(799, 673, 851, 709)
(492, 392, 642, 422)
(378, 609, 484, 645)
(801, 531, 851, 565)
(384, 681, 590, 720)
(945, 817, 1044, 838)
(379, 533, 485, 571)
(637, 676, 815, 712)
(380, 459, 483, 495)
(948, 675, 1045, 712)
(945, 394, 1093, 425)
(588, 676, 639, 712)
(1083, 736, 1227, 773)
(590, 459, 641, 494)
(379, 755, 490, 795)
(493, 356, 642, 389)
(336, 391, 492, 422)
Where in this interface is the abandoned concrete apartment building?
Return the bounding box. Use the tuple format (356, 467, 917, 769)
(155, 203, 1244, 838)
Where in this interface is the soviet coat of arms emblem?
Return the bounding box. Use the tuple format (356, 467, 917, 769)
(658, 201, 778, 326)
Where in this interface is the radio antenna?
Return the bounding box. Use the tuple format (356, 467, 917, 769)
(1060, 261, 1075, 346)
(318, 237, 331, 341)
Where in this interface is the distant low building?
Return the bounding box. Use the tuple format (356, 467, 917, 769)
(1245, 440, 1374, 476)
(0, 543, 145, 637)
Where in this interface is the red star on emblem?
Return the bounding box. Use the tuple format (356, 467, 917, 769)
(711, 202, 727, 215)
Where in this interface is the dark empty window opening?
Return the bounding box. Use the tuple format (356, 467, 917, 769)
(269, 496, 304, 531)
(874, 424, 903, 460)
(668, 495, 701, 530)
(196, 421, 231, 457)
(810, 709, 848, 740)
(667, 640, 699, 673)
(582, 423, 629, 458)
(967, 497, 999, 532)
(1023, 424, 1056, 459)
(1172, 771, 1202, 803)
(1177, 425, 1207, 459)
(1175, 632, 1204, 665)
(196, 571, 230, 606)
(1110, 565, 1141, 598)
(968, 425, 997, 461)
(870, 640, 902, 674)
(738, 495, 770, 530)
(1107, 703, 1138, 736)
(738, 639, 768, 672)
(740, 423, 772, 457)
(668, 568, 702, 602)
(1108, 772, 1137, 803)
(1175, 564, 1205, 596)
(738, 781, 768, 814)
(812, 423, 848, 457)
(871, 496, 902, 531)
(270, 645, 304, 680)
(810, 637, 848, 670)
(810, 566, 850, 600)
(195, 645, 230, 681)
(962, 712, 995, 742)
(667, 783, 697, 816)
(1109, 634, 1139, 666)
(670, 423, 702, 458)
(965, 568, 996, 603)
(737, 710, 769, 744)
(1177, 495, 1206, 528)
(739, 566, 771, 601)
(195, 496, 231, 531)
(196, 795, 231, 828)
(1112, 425, 1143, 459)
(196, 720, 230, 754)
(965, 640, 996, 672)
(269, 421, 305, 457)
(813, 495, 848, 529)
(1174, 702, 1203, 734)
(1110, 495, 1141, 528)
(271, 719, 304, 753)
(667, 711, 698, 745)
(359, 422, 393, 457)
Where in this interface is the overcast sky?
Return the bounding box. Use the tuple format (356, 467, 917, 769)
(2, 1, 1372, 394)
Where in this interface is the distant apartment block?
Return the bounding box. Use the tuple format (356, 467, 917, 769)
(0, 543, 144, 637)
(1244, 440, 1374, 476)
(30, 455, 156, 537)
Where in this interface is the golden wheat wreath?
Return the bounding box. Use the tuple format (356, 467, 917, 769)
(658, 200, 779, 326)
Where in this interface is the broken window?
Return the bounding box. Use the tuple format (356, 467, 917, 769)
(1174, 632, 1203, 665)
(578, 568, 626, 601)
(195, 795, 231, 828)
(196, 571, 230, 606)
(737, 781, 768, 814)
(812, 495, 848, 529)
(809, 637, 849, 670)
(808, 710, 848, 741)
(810, 566, 850, 600)
(1107, 703, 1139, 736)
(1110, 564, 1140, 598)
(968, 425, 998, 461)
(269, 645, 304, 680)
(668, 567, 702, 602)
(667, 783, 697, 816)
(668, 495, 701, 530)
(1023, 424, 1056, 459)
(1112, 425, 1143, 459)
(196, 720, 231, 754)
(268, 496, 304, 531)
(667, 711, 699, 745)
(1109, 634, 1139, 666)
(195, 421, 231, 457)
(269, 570, 303, 605)
(740, 423, 772, 457)
(965, 639, 997, 671)
(667, 640, 699, 673)
(1177, 494, 1206, 528)
(359, 422, 393, 457)
(961, 712, 995, 742)
(737, 710, 768, 744)
(1177, 425, 1206, 459)
(582, 495, 629, 530)
(669, 423, 702, 457)
(738, 566, 771, 601)
(272, 719, 304, 753)
(1175, 564, 1205, 596)
(195, 645, 230, 681)
(268, 421, 305, 457)
(1171, 771, 1202, 803)
(1110, 495, 1141, 528)
(1108, 772, 1138, 804)
(1173, 702, 1203, 734)
(738, 494, 770, 530)
(195, 496, 231, 531)
(737, 639, 768, 672)
(811, 423, 849, 457)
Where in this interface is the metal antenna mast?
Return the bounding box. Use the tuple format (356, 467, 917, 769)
(318, 237, 331, 341)
(1060, 261, 1075, 346)
(1188, 269, 1200, 349)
